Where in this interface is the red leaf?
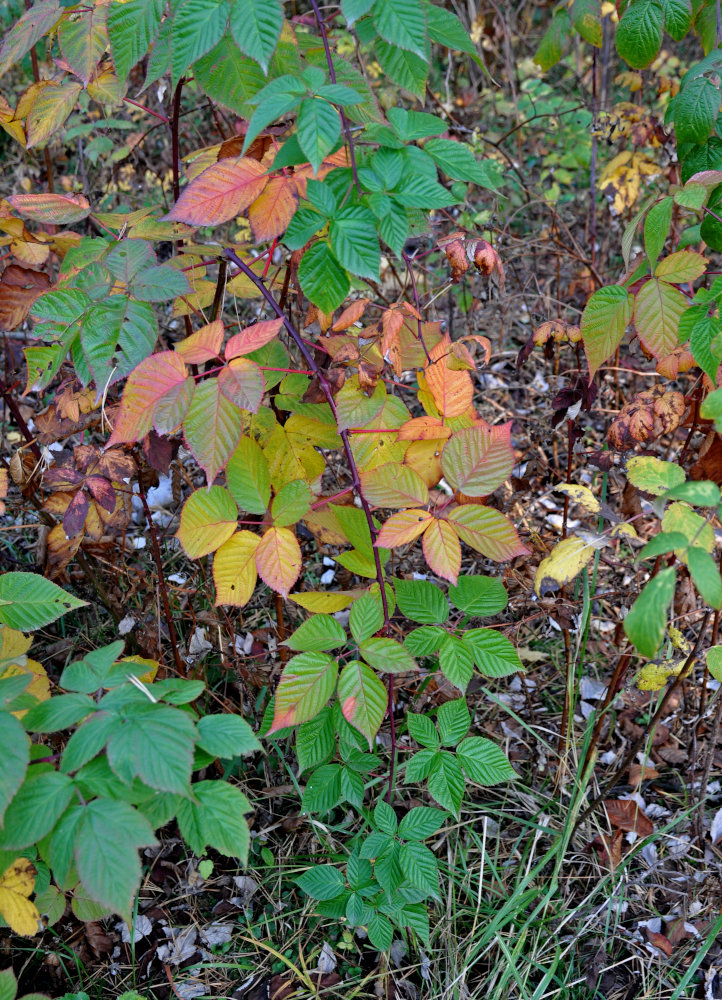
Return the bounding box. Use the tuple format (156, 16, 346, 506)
(85, 476, 116, 513)
(63, 490, 88, 537)
(164, 158, 268, 226)
(108, 352, 189, 446)
(225, 318, 284, 358)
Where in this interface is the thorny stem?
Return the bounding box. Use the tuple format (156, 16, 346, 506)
(223, 248, 399, 792)
(308, 0, 361, 197)
(170, 79, 184, 204)
(135, 464, 185, 677)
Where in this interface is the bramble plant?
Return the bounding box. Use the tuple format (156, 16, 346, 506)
(4, 0, 722, 980)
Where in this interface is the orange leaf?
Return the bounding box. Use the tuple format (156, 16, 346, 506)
(108, 351, 188, 446)
(164, 158, 268, 226)
(422, 518, 462, 584)
(248, 174, 298, 243)
(225, 317, 284, 358)
(255, 526, 302, 597)
(424, 334, 474, 417)
(375, 509, 433, 547)
(397, 416, 452, 442)
(174, 319, 224, 363)
(7, 192, 91, 224)
(332, 299, 368, 331)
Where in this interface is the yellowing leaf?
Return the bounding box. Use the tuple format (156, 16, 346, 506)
(183, 379, 245, 483)
(217, 358, 265, 412)
(25, 80, 82, 149)
(213, 530, 259, 606)
(441, 423, 514, 497)
(636, 659, 683, 691)
(108, 351, 189, 446)
(165, 158, 268, 226)
(534, 536, 596, 596)
(424, 334, 474, 417)
(359, 463, 429, 509)
(662, 501, 715, 560)
(117, 656, 158, 684)
(174, 319, 224, 363)
(288, 591, 357, 613)
(553, 483, 601, 513)
(404, 438, 444, 488)
(655, 250, 707, 284)
(0, 857, 40, 936)
(176, 486, 237, 559)
(6, 659, 49, 718)
(7, 193, 91, 224)
(448, 504, 529, 562)
(270, 652, 337, 731)
(375, 509, 432, 547)
(633, 278, 687, 359)
(255, 526, 302, 597)
(598, 149, 659, 214)
(422, 518, 462, 584)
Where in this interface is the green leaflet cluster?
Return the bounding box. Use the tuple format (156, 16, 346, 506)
(0, 575, 258, 924)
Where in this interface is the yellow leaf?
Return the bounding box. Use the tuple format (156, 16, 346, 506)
(213, 531, 259, 607)
(117, 656, 159, 684)
(0, 858, 40, 936)
(636, 660, 682, 692)
(611, 522, 637, 539)
(554, 483, 600, 514)
(534, 536, 596, 596)
(288, 591, 357, 613)
(255, 526, 302, 597)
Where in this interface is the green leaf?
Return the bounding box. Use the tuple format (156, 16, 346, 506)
(687, 310, 721, 383)
(394, 579, 449, 624)
(374, 799, 398, 834)
(397, 839, 439, 895)
(301, 763, 342, 812)
(572, 0, 602, 46)
(226, 437, 271, 515)
(375, 38, 429, 98)
(229, 0, 283, 72)
(286, 615, 347, 652)
(329, 206, 381, 280)
(81, 297, 158, 390)
(296, 707, 335, 773)
(425, 5, 478, 55)
(398, 805, 445, 840)
(285, 205, 326, 249)
(438, 635, 475, 692)
(674, 76, 719, 145)
(449, 575, 507, 616)
(374, 0, 428, 59)
(342, 0, 375, 25)
(59, 641, 124, 693)
(298, 241, 350, 313)
(581, 285, 634, 378)
(662, 0, 692, 39)
(688, 546, 722, 608)
(338, 660, 387, 746)
(0, 713, 28, 826)
(131, 264, 190, 303)
(616, 0, 664, 69)
(196, 715, 262, 758)
(403, 625, 446, 656)
(639, 531, 689, 560)
(644, 197, 673, 269)
(423, 138, 497, 187)
(534, 9, 571, 70)
(367, 911, 393, 950)
(624, 567, 676, 657)
(701, 386, 722, 432)
(75, 799, 157, 917)
(707, 645, 722, 681)
(391, 173, 457, 209)
(170, 0, 228, 86)
(0, 769, 74, 850)
(405, 747, 437, 782)
(176, 780, 252, 860)
(426, 751, 464, 816)
(436, 698, 470, 747)
(108, 0, 163, 83)
(106, 704, 197, 795)
(457, 737, 517, 785)
(270, 652, 338, 730)
(297, 97, 342, 175)
(360, 637, 418, 674)
(22, 693, 95, 733)
(626, 455, 685, 495)
(271, 480, 313, 526)
(243, 92, 303, 154)
(0, 573, 86, 630)
(407, 712, 439, 750)
(295, 864, 345, 900)
(350, 594, 384, 644)
(0, 968, 16, 1000)
(662, 481, 721, 507)
(194, 35, 266, 116)
(461, 629, 523, 677)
